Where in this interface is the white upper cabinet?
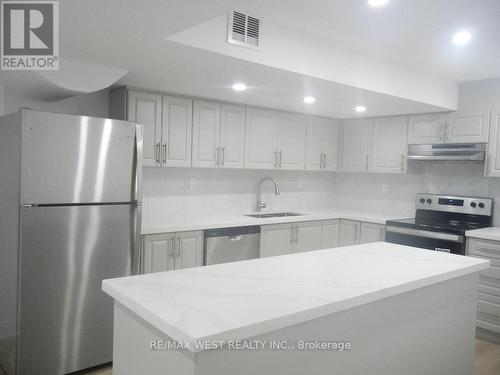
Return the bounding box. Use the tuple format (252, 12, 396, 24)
(277, 112, 307, 170)
(219, 104, 246, 168)
(192, 100, 221, 168)
(306, 117, 340, 171)
(371, 116, 408, 173)
(486, 112, 500, 177)
(447, 111, 490, 143)
(245, 108, 279, 169)
(408, 111, 489, 144)
(127, 91, 162, 167)
(162, 96, 192, 167)
(342, 119, 372, 172)
(407, 113, 447, 144)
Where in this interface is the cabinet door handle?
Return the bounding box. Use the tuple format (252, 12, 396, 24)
(274, 151, 277, 167)
(323, 154, 327, 169)
(295, 226, 299, 243)
(319, 154, 323, 169)
(155, 143, 161, 165)
(215, 146, 220, 166)
(279, 151, 282, 168)
(221, 146, 225, 167)
(177, 238, 181, 257)
(168, 239, 175, 257)
(290, 227, 294, 243)
(365, 154, 369, 171)
(162, 143, 167, 165)
(400, 154, 405, 172)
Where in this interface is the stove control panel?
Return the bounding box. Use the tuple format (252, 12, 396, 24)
(415, 194, 493, 216)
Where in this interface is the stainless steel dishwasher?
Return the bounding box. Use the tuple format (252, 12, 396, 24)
(204, 226, 260, 265)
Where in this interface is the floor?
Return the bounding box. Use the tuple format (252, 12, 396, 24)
(1, 339, 499, 374)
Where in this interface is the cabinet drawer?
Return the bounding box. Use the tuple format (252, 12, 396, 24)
(477, 312, 500, 334)
(479, 281, 500, 297)
(468, 239, 500, 259)
(478, 300, 500, 317)
(478, 291, 500, 306)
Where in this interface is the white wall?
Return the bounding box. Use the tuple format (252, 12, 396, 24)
(142, 167, 336, 219)
(143, 161, 500, 226)
(331, 161, 500, 226)
(1, 86, 109, 117)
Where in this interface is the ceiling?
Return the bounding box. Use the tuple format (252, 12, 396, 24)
(2, 0, 499, 119)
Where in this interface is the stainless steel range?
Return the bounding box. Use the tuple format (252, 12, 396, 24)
(385, 194, 493, 255)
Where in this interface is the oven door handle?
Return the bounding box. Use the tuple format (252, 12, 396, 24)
(385, 226, 464, 243)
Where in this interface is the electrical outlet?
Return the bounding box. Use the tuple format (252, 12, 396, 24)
(189, 178, 197, 191)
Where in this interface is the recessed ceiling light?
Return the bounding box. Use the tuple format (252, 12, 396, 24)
(355, 106, 367, 113)
(452, 31, 471, 46)
(368, 0, 389, 7)
(232, 83, 247, 91)
(303, 96, 316, 104)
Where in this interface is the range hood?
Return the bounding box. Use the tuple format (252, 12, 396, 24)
(408, 143, 486, 161)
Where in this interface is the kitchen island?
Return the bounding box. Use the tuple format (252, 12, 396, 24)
(103, 242, 489, 375)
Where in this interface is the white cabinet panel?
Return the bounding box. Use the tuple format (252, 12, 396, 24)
(143, 231, 202, 273)
(342, 119, 372, 172)
(162, 96, 192, 167)
(277, 112, 306, 170)
(127, 91, 162, 167)
(294, 221, 322, 253)
(323, 120, 340, 171)
(245, 108, 279, 169)
(447, 112, 490, 143)
(359, 222, 385, 244)
(305, 117, 323, 170)
(321, 220, 340, 249)
(192, 100, 220, 168)
(339, 219, 361, 246)
(486, 113, 500, 177)
(143, 233, 175, 273)
(407, 113, 446, 144)
(467, 238, 500, 337)
(371, 116, 408, 174)
(260, 224, 292, 257)
(220, 104, 246, 168)
(175, 231, 203, 270)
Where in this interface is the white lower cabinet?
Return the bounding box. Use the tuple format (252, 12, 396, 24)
(467, 238, 500, 337)
(142, 231, 203, 273)
(293, 221, 322, 253)
(339, 219, 361, 246)
(321, 220, 340, 249)
(359, 222, 386, 244)
(339, 219, 385, 246)
(260, 223, 294, 258)
(260, 221, 324, 257)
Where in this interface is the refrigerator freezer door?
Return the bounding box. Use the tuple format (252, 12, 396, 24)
(21, 110, 137, 204)
(18, 205, 136, 375)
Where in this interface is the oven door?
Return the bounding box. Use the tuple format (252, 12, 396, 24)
(385, 226, 465, 255)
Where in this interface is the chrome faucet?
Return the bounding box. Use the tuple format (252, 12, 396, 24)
(256, 177, 280, 211)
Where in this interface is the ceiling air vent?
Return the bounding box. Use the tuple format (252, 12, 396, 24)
(228, 11, 260, 49)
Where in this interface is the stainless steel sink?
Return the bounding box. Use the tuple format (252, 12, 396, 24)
(245, 212, 304, 219)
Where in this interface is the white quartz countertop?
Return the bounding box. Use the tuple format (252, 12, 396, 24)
(141, 209, 402, 234)
(102, 242, 489, 351)
(466, 227, 500, 241)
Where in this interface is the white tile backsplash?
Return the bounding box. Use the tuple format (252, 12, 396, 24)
(143, 161, 500, 226)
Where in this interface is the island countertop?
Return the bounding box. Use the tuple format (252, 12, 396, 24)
(102, 242, 489, 352)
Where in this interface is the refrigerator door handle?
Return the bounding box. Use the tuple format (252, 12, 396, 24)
(131, 204, 142, 275)
(134, 124, 143, 204)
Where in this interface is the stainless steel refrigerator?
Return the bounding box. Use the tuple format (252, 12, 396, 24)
(0, 109, 142, 375)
